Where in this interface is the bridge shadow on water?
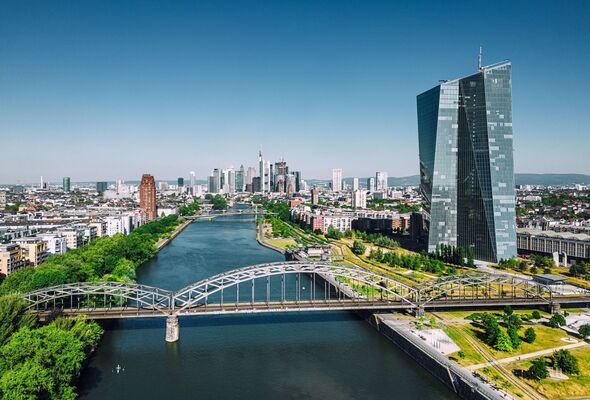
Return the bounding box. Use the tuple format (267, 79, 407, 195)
(99, 311, 364, 332)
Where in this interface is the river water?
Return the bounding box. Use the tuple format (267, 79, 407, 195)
(78, 215, 455, 399)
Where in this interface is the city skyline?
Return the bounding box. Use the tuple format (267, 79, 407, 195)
(1, 0, 589, 183)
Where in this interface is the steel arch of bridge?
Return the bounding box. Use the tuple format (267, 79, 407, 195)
(418, 273, 553, 305)
(21, 262, 557, 316)
(172, 261, 419, 311)
(23, 282, 173, 315)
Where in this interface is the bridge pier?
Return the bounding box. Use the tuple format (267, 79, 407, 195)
(414, 306, 425, 318)
(549, 302, 561, 315)
(165, 315, 180, 343)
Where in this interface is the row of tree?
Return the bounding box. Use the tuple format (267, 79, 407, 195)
(431, 243, 475, 268)
(0, 215, 180, 295)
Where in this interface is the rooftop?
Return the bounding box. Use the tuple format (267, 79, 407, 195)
(517, 227, 590, 242)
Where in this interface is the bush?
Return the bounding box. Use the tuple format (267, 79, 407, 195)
(531, 310, 541, 320)
(524, 327, 537, 344)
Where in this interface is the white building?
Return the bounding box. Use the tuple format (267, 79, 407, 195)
(38, 233, 68, 255)
(352, 177, 359, 192)
(376, 171, 388, 192)
(332, 169, 343, 192)
(352, 190, 367, 209)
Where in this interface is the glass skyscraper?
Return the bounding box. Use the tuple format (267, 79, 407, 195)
(417, 60, 516, 262)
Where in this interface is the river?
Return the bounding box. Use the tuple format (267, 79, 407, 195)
(78, 214, 456, 399)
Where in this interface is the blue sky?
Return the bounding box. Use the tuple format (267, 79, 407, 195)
(1, 0, 589, 183)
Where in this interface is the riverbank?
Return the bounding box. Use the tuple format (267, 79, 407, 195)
(370, 314, 508, 400)
(256, 217, 504, 400)
(156, 217, 194, 250)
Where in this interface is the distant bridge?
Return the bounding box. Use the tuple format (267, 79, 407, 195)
(192, 209, 271, 221)
(22, 262, 590, 342)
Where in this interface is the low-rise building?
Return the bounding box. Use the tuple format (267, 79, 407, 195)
(38, 233, 68, 255)
(517, 228, 590, 265)
(11, 237, 48, 266)
(0, 244, 26, 276)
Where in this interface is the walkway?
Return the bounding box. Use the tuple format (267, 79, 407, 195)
(467, 341, 589, 371)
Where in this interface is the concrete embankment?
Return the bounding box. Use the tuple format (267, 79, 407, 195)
(367, 314, 509, 400)
(156, 217, 194, 250)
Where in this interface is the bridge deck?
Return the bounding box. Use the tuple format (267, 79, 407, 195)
(30, 296, 590, 320)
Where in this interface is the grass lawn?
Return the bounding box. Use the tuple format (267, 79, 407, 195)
(462, 322, 573, 359)
(503, 347, 590, 400)
(266, 238, 297, 249)
(444, 325, 486, 366)
(432, 309, 550, 322)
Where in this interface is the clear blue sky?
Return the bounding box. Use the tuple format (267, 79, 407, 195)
(1, 0, 588, 183)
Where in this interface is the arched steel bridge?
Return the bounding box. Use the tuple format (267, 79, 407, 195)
(21, 262, 590, 341)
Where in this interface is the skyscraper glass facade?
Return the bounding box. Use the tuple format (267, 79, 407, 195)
(417, 61, 516, 262)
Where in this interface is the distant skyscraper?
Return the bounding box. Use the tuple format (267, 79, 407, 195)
(294, 171, 301, 193)
(177, 177, 184, 187)
(376, 171, 388, 192)
(246, 166, 256, 186)
(417, 58, 516, 262)
(352, 190, 366, 209)
(212, 169, 221, 193)
(311, 187, 319, 205)
(96, 181, 108, 194)
(139, 174, 157, 221)
(236, 165, 245, 192)
(331, 169, 342, 192)
(367, 177, 375, 192)
(352, 177, 359, 192)
(62, 177, 71, 193)
(189, 171, 196, 187)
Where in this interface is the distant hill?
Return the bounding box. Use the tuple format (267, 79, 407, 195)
(514, 174, 590, 186)
(309, 173, 590, 188)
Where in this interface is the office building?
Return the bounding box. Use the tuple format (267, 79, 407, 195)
(376, 171, 388, 192)
(311, 187, 320, 205)
(212, 169, 221, 193)
(332, 169, 343, 192)
(352, 190, 367, 209)
(367, 177, 375, 192)
(236, 165, 245, 192)
(352, 177, 359, 192)
(63, 177, 71, 193)
(139, 174, 157, 221)
(96, 181, 108, 194)
(417, 58, 516, 262)
(294, 171, 301, 193)
(177, 177, 184, 187)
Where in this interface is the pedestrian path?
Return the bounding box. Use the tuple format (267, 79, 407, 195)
(467, 341, 588, 371)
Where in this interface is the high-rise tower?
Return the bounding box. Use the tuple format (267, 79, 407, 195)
(139, 174, 157, 221)
(417, 58, 516, 262)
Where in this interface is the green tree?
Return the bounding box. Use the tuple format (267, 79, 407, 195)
(524, 327, 537, 344)
(548, 313, 566, 328)
(352, 240, 366, 255)
(494, 330, 514, 352)
(578, 324, 590, 338)
(531, 310, 541, 320)
(503, 305, 513, 316)
(0, 295, 37, 346)
(507, 326, 521, 349)
(527, 358, 549, 380)
(553, 349, 580, 375)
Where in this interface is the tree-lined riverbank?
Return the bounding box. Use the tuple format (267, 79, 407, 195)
(0, 215, 185, 399)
